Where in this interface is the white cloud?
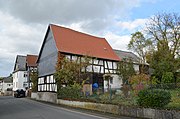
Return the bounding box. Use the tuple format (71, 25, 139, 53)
(118, 18, 148, 32)
(0, 11, 45, 52)
(104, 32, 131, 51)
(67, 23, 84, 32)
(0, 0, 141, 23)
(0, 0, 144, 34)
(0, 0, 156, 76)
(0, 11, 46, 76)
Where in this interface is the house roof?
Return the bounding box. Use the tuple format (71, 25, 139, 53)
(2, 76, 13, 83)
(13, 55, 27, 72)
(26, 54, 38, 67)
(114, 49, 140, 63)
(50, 24, 120, 61)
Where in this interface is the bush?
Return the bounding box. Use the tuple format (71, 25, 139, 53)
(99, 93, 111, 103)
(149, 83, 177, 90)
(57, 83, 82, 99)
(112, 95, 137, 106)
(129, 74, 150, 94)
(137, 89, 171, 108)
(162, 72, 174, 83)
(87, 94, 100, 102)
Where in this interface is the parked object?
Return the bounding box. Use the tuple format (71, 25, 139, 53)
(14, 89, 25, 98)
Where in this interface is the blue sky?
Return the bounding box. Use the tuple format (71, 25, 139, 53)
(0, 0, 179, 77)
(131, 0, 180, 19)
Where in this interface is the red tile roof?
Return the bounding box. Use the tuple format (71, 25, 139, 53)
(27, 55, 38, 67)
(50, 24, 120, 61)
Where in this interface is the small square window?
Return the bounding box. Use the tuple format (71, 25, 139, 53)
(24, 73, 27, 77)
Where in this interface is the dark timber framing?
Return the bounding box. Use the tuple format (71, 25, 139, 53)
(63, 52, 117, 74)
(38, 52, 118, 92)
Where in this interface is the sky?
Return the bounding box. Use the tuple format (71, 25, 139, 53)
(0, 0, 179, 77)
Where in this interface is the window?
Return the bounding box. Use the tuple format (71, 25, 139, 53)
(30, 67, 34, 72)
(24, 72, 27, 77)
(7, 84, 11, 86)
(23, 82, 27, 88)
(33, 68, 37, 72)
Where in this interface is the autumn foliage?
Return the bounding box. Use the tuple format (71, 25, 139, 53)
(129, 73, 150, 94)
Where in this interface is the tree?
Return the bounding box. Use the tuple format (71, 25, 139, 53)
(128, 13, 180, 82)
(54, 53, 90, 88)
(146, 13, 180, 58)
(0, 77, 3, 80)
(117, 59, 136, 97)
(117, 59, 135, 84)
(146, 13, 180, 81)
(149, 40, 175, 81)
(31, 72, 38, 92)
(128, 31, 152, 64)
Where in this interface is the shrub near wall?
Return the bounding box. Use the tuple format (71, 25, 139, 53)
(137, 89, 171, 108)
(58, 84, 82, 99)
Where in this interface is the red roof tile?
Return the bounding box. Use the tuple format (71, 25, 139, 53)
(27, 55, 38, 67)
(50, 24, 120, 61)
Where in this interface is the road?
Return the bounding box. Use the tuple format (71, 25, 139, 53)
(0, 96, 136, 119)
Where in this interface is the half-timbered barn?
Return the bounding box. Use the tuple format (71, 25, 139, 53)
(37, 24, 121, 93)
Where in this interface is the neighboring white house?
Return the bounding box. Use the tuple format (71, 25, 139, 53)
(12, 55, 27, 91)
(0, 76, 13, 95)
(12, 55, 38, 92)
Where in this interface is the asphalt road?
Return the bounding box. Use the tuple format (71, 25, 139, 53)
(0, 96, 136, 119)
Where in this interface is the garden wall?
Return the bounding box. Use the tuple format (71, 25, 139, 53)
(2, 91, 13, 96)
(57, 99, 119, 114)
(31, 92, 57, 103)
(57, 99, 180, 119)
(31, 93, 180, 119)
(31, 92, 37, 99)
